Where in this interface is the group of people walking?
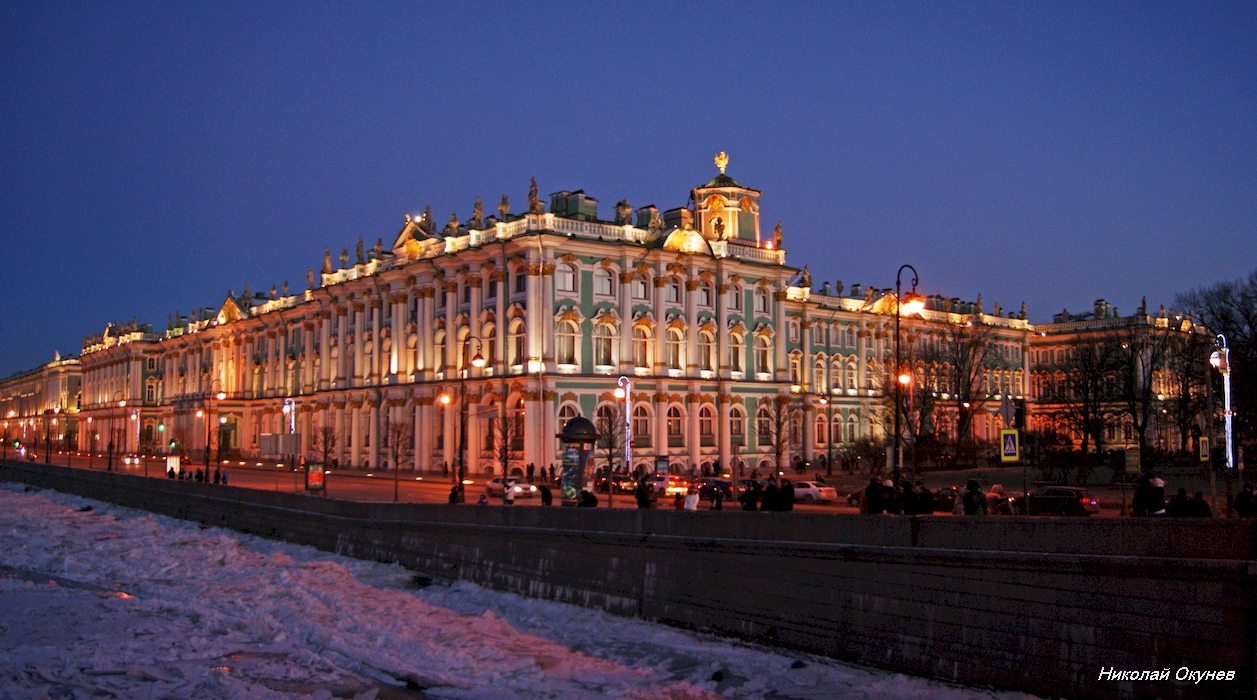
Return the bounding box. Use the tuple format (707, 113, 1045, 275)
(165, 466, 227, 484)
(857, 478, 939, 515)
(736, 479, 795, 512)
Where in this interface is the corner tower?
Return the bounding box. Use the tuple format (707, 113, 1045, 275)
(692, 151, 762, 244)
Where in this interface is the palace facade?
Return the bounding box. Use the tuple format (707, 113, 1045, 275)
(0, 352, 81, 458)
(64, 156, 1207, 475)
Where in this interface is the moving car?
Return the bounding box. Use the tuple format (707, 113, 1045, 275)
(790, 481, 838, 504)
(693, 478, 733, 502)
(594, 474, 637, 494)
(643, 474, 689, 498)
(484, 477, 538, 498)
(1013, 487, 1100, 516)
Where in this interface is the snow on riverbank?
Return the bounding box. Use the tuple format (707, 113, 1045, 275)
(0, 483, 1038, 699)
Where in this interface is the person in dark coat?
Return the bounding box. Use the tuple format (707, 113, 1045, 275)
(711, 486, 723, 511)
(167, 467, 176, 479)
(915, 481, 935, 514)
(579, 490, 598, 507)
(762, 480, 779, 512)
(1166, 488, 1192, 517)
(538, 483, 552, 506)
(1132, 474, 1153, 516)
(1190, 491, 1213, 518)
(862, 478, 883, 515)
(1235, 483, 1256, 518)
(634, 480, 651, 509)
(213, 468, 221, 484)
(962, 479, 988, 516)
(448, 486, 459, 504)
(220, 470, 228, 485)
(881, 480, 899, 514)
(779, 479, 795, 511)
(1148, 478, 1167, 516)
(194, 468, 204, 483)
(740, 481, 761, 511)
(899, 480, 919, 515)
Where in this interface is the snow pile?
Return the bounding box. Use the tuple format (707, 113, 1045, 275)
(0, 483, 1038, 699)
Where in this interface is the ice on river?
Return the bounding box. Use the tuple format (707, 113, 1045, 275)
(0, 483, 1038, 699)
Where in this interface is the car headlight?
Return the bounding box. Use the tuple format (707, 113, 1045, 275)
(513, 486, 522, 493)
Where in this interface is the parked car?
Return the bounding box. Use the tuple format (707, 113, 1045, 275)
(693, 478, 733, 502)
(484, 477, 538, 498)
(791, 481, 838, 504)
(643, 475, 689, 498)
(594, 474, 637, 494)
(1013, 487, 1100, 516)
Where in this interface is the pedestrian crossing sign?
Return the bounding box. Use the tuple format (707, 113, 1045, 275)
(1000, 429, 1020, 463)
(1199, 436, 1210, 462)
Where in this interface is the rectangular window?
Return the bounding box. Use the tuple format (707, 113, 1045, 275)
(666, 282, 680, 303)
(487, 279, 497, 299)
(514, 272, 526, 294)
(698, 285, 711, 307)
(729, 288, 742, 310)
(632, 277, 648, 299)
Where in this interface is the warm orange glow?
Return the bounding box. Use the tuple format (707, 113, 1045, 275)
(216, 391, 227, 400)
(118, 400, 126, 407)
(898, 373, 911, 385)
(439, 394, 452, 405)
(613, 387, 625, 399)
(765, 242, 774, 250)
(471, 353, 486, 369)
(196, 410, 204, 418)
(901, 291, 925, 315)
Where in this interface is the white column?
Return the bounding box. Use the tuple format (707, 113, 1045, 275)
(619, 263, 633, 373)
(368, 401, 379, 470)
(350, 404, 362, 467)
(774, 285, 788, 382)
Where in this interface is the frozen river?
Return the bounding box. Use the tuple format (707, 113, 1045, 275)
(0, 483, 1038, 699)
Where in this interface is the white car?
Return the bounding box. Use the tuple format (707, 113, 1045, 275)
(643, 475, 689, 498)
(791, 481, 838, 504)
(484, 477, 538, 498)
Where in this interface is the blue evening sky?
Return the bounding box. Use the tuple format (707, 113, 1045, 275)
(1, 2, 1254, 377)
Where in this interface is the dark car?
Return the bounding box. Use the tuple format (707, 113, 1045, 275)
(1014, 487, 1100, 516)
(594, 474, 637, 494)
(694, 478, 733, 502)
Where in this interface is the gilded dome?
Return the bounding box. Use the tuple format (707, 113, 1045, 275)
(661, 227, 712, 255)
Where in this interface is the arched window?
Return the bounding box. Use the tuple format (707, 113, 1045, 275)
(789, 353, 801, 384)
(631, 275, 648, 299)
(556, 264, 577, 293)
(434, 330, 446, 370)
(482, 324, 496, 366)
(699, 406, 714, 436)
(593, 269, 614, 296)
(729, 407, 745, 442)
(815, 414, 827, 445)
(558, 404, 578, 431)
(665, 278, 681, 303)
(632, 327, 650, 368)
(456, 326, 470, 371)
(593, 324, 614, 367)
(698, 332, 715, 371)
(666, 406, 683, 436)
(729, 333, 744, 372)
(507, 321, 524, 367)
(754, 288, 769, 313)
(830, 361, 841, 392)
(632, 405, 650, 441)
(756, 406, 772, 441)
(831, 414, 842, 444)
(755, 336, 771, 375)
(555, 320, 579, 365)
(665, 329, 684, 370)
(728, 285, 743, 310)
(812, 360, 826, 391)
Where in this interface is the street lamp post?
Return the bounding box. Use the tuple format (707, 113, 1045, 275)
(109, 391, 126, 471)
(208, 380, 226, 470)
(1211, 335, 1234, 474)
(613, 376, 632, 508)
(86, 416, 93, 469)
(893, 265, 924, 487)
(439, 338, 485, 503)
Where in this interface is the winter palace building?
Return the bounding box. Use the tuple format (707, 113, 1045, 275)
(46, 155, 1203, 476)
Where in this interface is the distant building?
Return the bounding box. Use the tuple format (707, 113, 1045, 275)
(62, 157, 1207, 475)
(0, 352, 81, 458)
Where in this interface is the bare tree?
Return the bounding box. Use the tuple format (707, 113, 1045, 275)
(489, 399, 525, 478)
(385, 419, 413, 502)
(755, 394, 792, 476)
(594, 402, 626, 477)
(1177, 269, 1257, 446)
(312, 424, 338, 467)
(1164, 330, 1211, 454)
(1116, 324, 1171, 466)
(940, 320, 996, 464)
(1056, 339, 1122, 472)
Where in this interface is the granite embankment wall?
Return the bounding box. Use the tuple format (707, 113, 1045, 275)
(2, 460, 1254, 699)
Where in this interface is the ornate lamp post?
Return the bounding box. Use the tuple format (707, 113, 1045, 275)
(109, 391, 126, 471)
(1211, 335, 1233, 473)
(438, 338, 485, 503)
(208, 379, 226, 468)
(85, 416, 94, 469)
(893, 265, 924, 487)
(612, 376, 632, 508)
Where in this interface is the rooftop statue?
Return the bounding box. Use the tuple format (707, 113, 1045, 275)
(444, 212, 460, 234)
(282, 280, 289, 296)
(835, 279, 844, 297)
(715, 150, 728, 174)
(323, 248, 332, 274)
(976, 294, 984, 314)
(355, 237, 365, 265)
(339, 248, 349, 269)
(470, 197, 484, 229)
(800, 265, 812, 289)
(420, 205, 436, 235)
(307, 268, 315, 290)
(373, 238, 383, 257)
(615, 199, 633, 225)
(648, 208, 664, 234)
(1020, 302, 1027, 319)
(528, 177, 543, 213)
(773, 220, 783, 249)
(270, 284, 277, 298)
(497, 194, 510, 220)
(713, 217, 725, 239)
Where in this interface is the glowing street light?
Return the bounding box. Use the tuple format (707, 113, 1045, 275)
(1211, 334, 1233, 473)
(893, 264, 922, 485)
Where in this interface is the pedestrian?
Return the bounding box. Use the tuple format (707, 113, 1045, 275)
(503, 480, 515, 506)
(985, 484, 1010, 515)
(900, 480, 919, 515)
(527, 462, 535, 483)
(449, 486, 459, 504)
(1148, 478, 1167, 516)
(1166, 488, 1192, 517)
(711, 486, 723, 511)
(740, 481, 760, 511)
(759, 477, 779, 510)
(1190, 491, 1213, 518)
(881, 479, 898, 514)
(477, 494, 489, 506)
(549, 464, 556, 483)
(579, 489, 598, 507)
(962, 479, 988, 516)
(779, 479, 795, 511)
(1235, 483, 1256, 518)
(683, 485, 700, 511)
(167, 467, 176, 479)
(220, 470, 228, 485)
(194, 468, 204, 483)
(539, 483, 553, 506)
(1132, 474, 1153, 516)
(915, 481, 935, 514)
(635, 480, 651, 509)
(861, 478, 883, 515)
(442, 461, 449, 478)
(213, 468, 221, 484)
(673, 492, 685, 510)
